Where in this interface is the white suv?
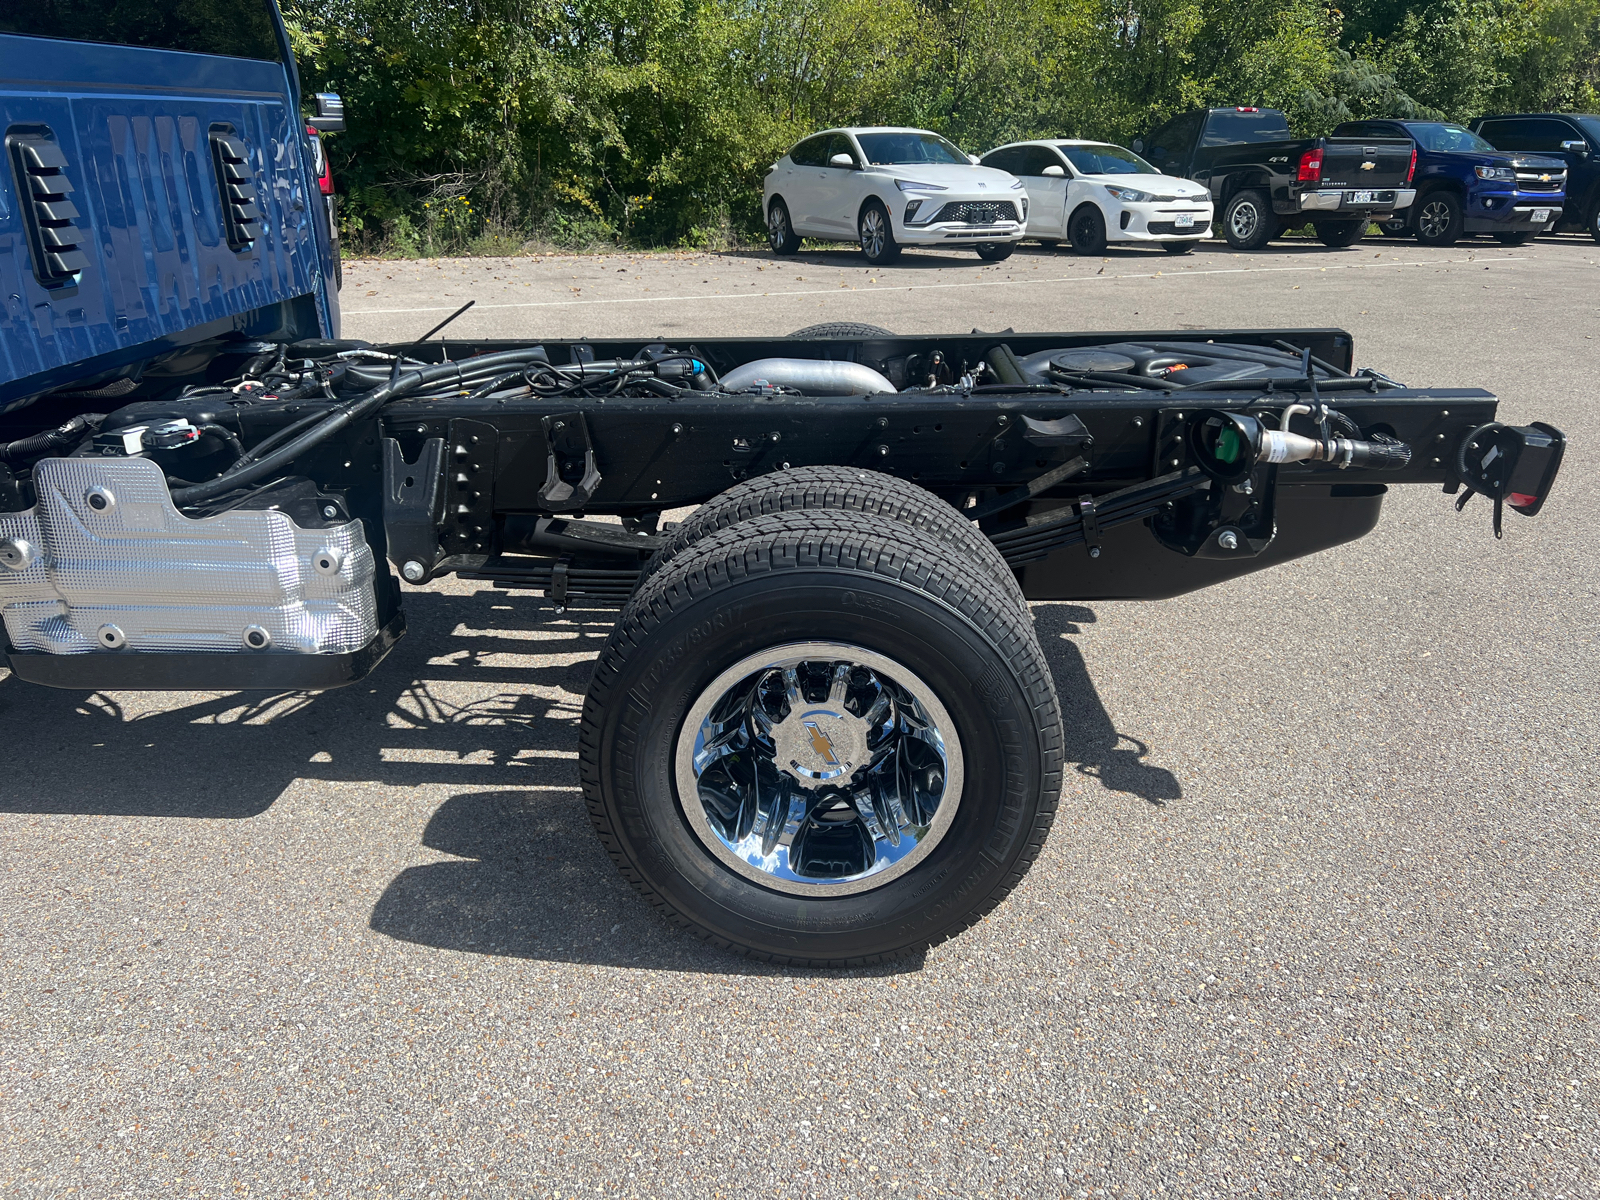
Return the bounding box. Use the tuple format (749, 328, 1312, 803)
(980, 140, 1214, 254)
(764, 127, 1028, 264)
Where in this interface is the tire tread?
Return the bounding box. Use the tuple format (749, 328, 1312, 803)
(580, 509, 1062, 967)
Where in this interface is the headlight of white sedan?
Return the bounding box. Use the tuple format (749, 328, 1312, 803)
(1104, 185, 1157, 203)
(895, 179, 948, 192)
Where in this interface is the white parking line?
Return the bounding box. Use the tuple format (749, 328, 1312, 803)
(341, 255, 1531, 317)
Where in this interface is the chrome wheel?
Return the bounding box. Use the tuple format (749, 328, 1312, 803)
(860, 208, 887, 259)
(767, 203, 789, 251)
(675, 641, 963, 896)
(1418, 199, 1452, 239)
(1229, 201, 1260, 241)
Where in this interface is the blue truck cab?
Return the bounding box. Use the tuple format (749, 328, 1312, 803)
(1333, 119, 1566, 246)
(0, 2, 339, 415)
(1470, 113, 1600, 243)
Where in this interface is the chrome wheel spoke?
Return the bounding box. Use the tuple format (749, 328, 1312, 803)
(676, 643, 964, 896)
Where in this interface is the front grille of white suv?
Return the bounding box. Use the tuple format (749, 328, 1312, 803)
(928, 201, 1019, 225)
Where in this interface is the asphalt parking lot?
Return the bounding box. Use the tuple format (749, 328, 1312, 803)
(3, 235, 1597, 1198)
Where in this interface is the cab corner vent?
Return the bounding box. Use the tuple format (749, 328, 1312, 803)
(6, 126, 89, 289)
(208, 125, 261, 252)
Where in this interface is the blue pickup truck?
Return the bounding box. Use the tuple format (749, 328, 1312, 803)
(0, 2, 1569, 966)
(0, 3, 341, 413)
(1332, 119, 1566, 246)
(1470, 113, 1600, 243)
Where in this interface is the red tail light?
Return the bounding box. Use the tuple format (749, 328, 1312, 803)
(1296, 148, 1323, 183)
(306, 124, 334, 195)
(1405, 147, 1417, 185)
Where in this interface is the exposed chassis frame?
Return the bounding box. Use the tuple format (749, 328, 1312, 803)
(5, 326, 1496, 690)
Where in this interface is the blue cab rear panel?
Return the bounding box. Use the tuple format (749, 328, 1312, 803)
(0, 35, 336, 411)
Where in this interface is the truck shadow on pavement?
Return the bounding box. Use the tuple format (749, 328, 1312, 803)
(0, 588, 1177, 969)
(1030, 604, 1182, 806)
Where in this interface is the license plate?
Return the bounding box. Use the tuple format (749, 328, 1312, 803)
(1173, 213, 1195, 228)
(1532, 208, 1550, 223)
(1351, 190, 1375, 204)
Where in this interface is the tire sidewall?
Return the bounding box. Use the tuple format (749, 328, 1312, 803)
(592, 573, 1046, 960)
(1415, 191, 1461, 245)
(1224, 191, 1270, 249)
(1069, 204, 1105, 254)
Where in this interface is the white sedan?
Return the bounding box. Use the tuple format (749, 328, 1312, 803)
(764, 127, 1028, 265)
(980, 140, 1214, 254)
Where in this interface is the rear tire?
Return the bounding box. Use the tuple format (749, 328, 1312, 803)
(1414, 191, 1463, 246)
(1162, 240, 1197, 254)
(976, 243, 1015, 261)
(787, 323, 895, 338)
(1067, 204, 1107, 255)
(767, 197, 801, 255)
(859, 200, 900, 264)
(1494, 230, 1535, 246)
(1313, 219, 1368, 247)
(640, 465, 1027, 611)
(1378, 217, 1410, 237)
(1221, 189, 1275, 250)
(580, 509, 1063, 966)
(1589, 201, 1600, 244)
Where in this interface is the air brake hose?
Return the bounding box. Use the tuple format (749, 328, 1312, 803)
(168, 349, 546, 507)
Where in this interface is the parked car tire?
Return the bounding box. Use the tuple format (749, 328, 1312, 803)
(1067, 204, 1107, 255)
(787, 323, 896, 338)
(1377, 217, 1410, 237)
(1221, 190, 1274, 250)
(1413, 191, 1463, 246)
(1162, 240, 1197, 255)
(580, 508, 1063, 966)
(767, 197, 802, 255)
(636, 465, 1027, 611)
(858, 200, 900, 264)
(1588, 201, 1600, 244)
(976, 243, 1015, 261)
(1494, 230, 1536, 246)
(1313, 220, 1368, 247)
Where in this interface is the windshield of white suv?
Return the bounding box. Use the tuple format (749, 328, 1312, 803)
(1058, 144, 1158, 175)
(1405, 123, 1496, 153)
(856, 132, 969, 166)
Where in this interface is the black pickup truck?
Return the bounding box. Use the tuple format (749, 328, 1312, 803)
(1136, 107, 1418, 249)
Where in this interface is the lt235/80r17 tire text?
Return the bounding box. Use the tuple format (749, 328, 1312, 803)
(579, 510, 1064, 965)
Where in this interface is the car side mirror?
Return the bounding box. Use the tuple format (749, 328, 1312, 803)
(1042, 164, 1065, 178)
(1131, 139, 1144, 153)
(309, 92, 345, 133)
(829, 153, 855, 168)
(1561, 139, 1589, 156)
(969, 154, 981, 165)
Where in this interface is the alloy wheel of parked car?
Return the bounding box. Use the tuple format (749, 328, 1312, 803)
(1222, 190, 1274, 250)
(767, 198, 801, 255)
(1415, 192, 1462, 246)
(1067, 205, 1107, 255)
(859, 201, 900, 264)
